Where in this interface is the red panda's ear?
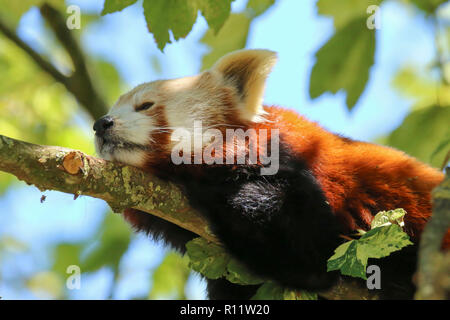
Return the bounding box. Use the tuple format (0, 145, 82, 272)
(210, 49, 277, 122)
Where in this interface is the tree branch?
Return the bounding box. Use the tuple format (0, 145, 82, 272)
(39, 4, 108, 120)
(0, 16, 67, 84)
(0, 133, 382, 300)
(0, 134, 217, 243)
(415, 168, 450, 299)
(0, 5, 108, 120)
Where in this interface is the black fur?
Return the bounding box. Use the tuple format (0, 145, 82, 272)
(126, 142, 417, 299)
(167, 154, 341, 291)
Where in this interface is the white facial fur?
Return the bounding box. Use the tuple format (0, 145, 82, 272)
(94, 83, 158, 167)
(94, 49, 278, 168)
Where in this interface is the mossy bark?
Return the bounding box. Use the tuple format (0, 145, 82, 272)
(1, 133, 448, 299)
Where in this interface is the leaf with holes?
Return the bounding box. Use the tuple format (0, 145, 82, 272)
(328, 224, 413, 279)
(186, 237, 230, 279)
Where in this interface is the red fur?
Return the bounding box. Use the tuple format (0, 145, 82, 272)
(255, 106, 448, 248)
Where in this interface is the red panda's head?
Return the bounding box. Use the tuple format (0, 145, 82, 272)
(94, 49, 277, 168)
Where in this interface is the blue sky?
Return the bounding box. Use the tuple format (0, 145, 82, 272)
(0, 0, 438, 299)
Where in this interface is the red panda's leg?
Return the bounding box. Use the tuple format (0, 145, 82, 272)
(172, 161, 342, 291)
(123, 208, 196, 254)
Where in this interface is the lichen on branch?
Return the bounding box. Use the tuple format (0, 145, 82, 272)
(0, 134, 216, 243)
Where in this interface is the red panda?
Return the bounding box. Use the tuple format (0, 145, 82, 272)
(93, 49, 448, 299)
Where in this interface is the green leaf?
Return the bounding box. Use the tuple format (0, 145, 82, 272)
(309, 18, 376, 110)
(186, 238, 265, 285)
(81, 213, 131, 273)
(327, 240, 366, 278)
(197, 0, 233, 34)
(392, 67, 450, 109)
(370, 208, 407, 229)
(149, 252, 190, 299)
(185, 238, 230, 279)
(407, 0, 448, 14)
(328, 225, 413, 279)
(102, 0, 138, 15)
(430, 136, 450, 165)
(251, 282, 284, 300)
(359, 224, 413, 257)
(53, 243, 82, 276)
(91, 59, 124, 105)
(246, 0, 276, 18)
(201, 13, 251, 70)
(27, 271, 64, 299)
(225, 258, 264, 285)
(142, 0, 233, 51)
(387, 105, 450, 168)
(0, 0, 66, 26)
(317, 0, 383, 29)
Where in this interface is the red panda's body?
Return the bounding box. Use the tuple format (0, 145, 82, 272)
(258, 106, 447, 247)
(94, 49, 448, 299)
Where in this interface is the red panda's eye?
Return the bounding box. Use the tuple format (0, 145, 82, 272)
(135, 102, 154, 111)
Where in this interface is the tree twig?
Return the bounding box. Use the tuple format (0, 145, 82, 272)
(0, 16, 67, 84)
(39, 4, 108, 120)
(0, 5, 108, 120)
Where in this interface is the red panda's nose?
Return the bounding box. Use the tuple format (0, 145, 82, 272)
(93, 116, 114, 137)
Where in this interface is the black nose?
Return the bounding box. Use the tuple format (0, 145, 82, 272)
(93, 116, 114, 136)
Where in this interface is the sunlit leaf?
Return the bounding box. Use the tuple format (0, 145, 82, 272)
(327, 224, 413, 279)
(246, 0, 276, 18)
(27, 271, 64, 299)
(309, 18, 376, 110)
(370, 208, 407, 229)
(0, 0, 66, 26)
(91, 59, 125, 105)
(185, 238, 229, 279)
(406, 0, 448, 14)
(392, 67, 450, 109)
(149, 252, 190, 299)
(201, 13, 251, 70)
(102, 0, 138, 15)
(317, 0, 383, 29)
(81, 213, 131, 273)
(387, 105, 450, 168)
(53, 243, 82, 276)
(142, 0, 233, 51)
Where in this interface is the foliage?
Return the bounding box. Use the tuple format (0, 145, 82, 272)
(186, 237, 316, 300)
(102, 0, 233, 50)
(186, 237, 264, 285)
(309, 17, 375, 110)
(200, 0, 275, 70)
(0, 0, 66, 26)
(327, 209, 413, 280)
(149, 252, 191, 299)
